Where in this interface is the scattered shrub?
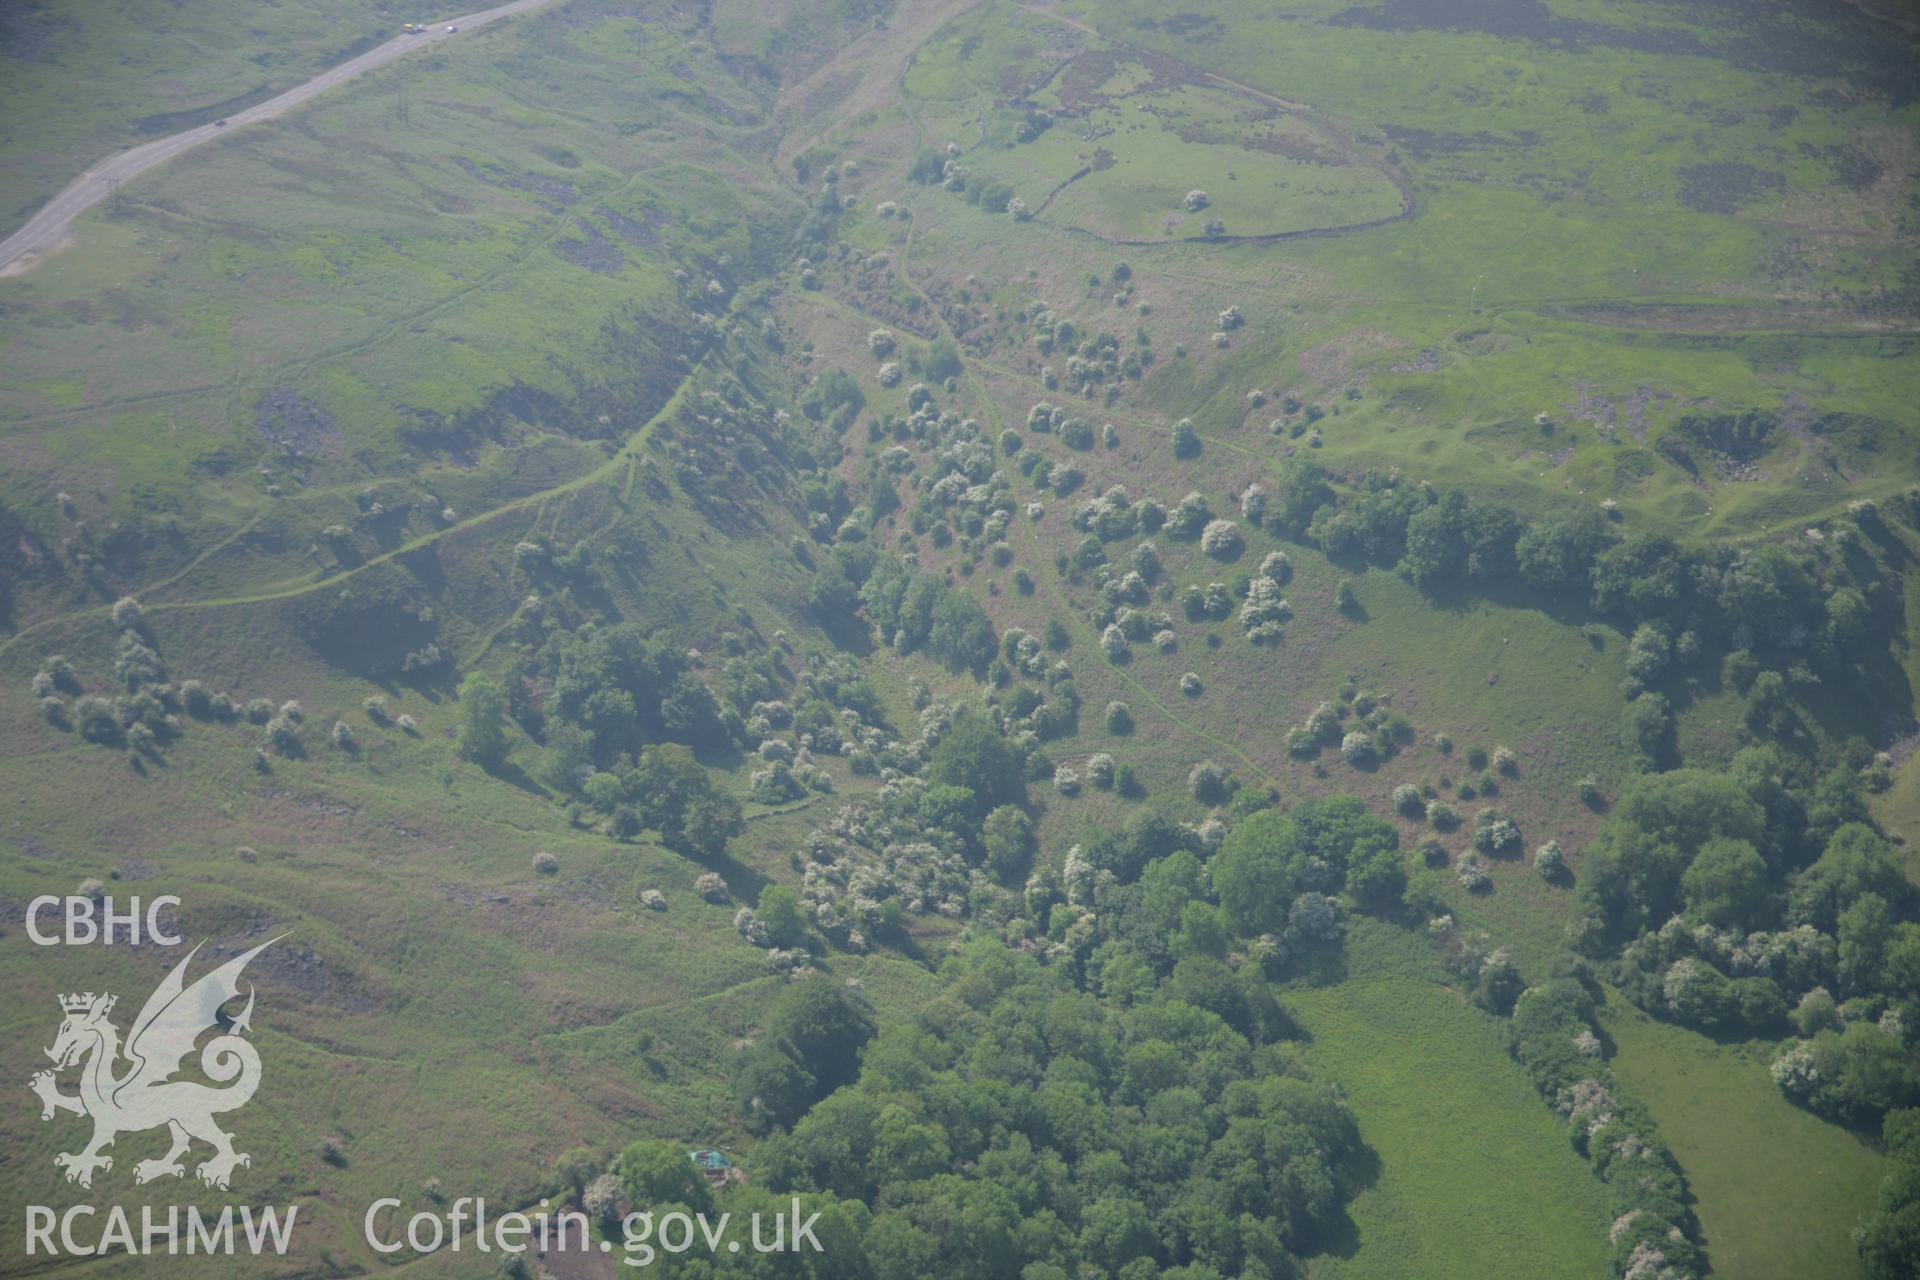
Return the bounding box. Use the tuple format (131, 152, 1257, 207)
(39, 655, 78, 693)
(1189, 760, 1229, 804)
(1534, 840, 1565, 879)
(1472, 809, 1522, 857)
(1457, 855, 1489, 892)
(532, 850, 559, 874)
(1200, 519, 1242, 558)
(262, 713, 297, 754)
(1171, 419, 1201, 459)
(583, 1173, 623, 1223)
(1169, 492, 1212, 537)
(1106, 701, 1134, 733)
(1240, 577, 1291, 640)
(178, 680, 210, 716)
(75, 696, 121, 745)
(1240, 484, 1267, 524)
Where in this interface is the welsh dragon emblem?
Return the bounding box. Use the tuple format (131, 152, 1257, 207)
(28, 939, 279, 1190)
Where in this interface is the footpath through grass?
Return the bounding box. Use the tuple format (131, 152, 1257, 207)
(1602, 997, 1883, 1280)
(1289, 920, 1611, 1280)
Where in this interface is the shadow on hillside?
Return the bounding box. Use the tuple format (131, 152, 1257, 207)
(1309, 1141, 1385, 1264)
(693, 847, 767, 904)
(482, 758, 548, 799)
(1800, 641, 1915, 749)
(891, 932, 933, 965)
(816, 608, 875, 655)
(1420, 574, 1608, 632)
(1294, 944, 1349, 988)
(375, 675, 447, 706)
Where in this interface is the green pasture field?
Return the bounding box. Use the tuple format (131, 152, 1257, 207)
(1039, 135, 1403, 243)
(1603, 996, 1886, 1280)
(913, 19, 1409, 243)
(1290, 920, 1613, 1280)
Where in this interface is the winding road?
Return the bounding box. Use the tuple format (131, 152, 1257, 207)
(0, 0, 558, 277)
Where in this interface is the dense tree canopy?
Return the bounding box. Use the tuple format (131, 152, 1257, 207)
(1859, 1109, 1920, 1279)
(738, 976, 878, 1134)
(861, 555, 998, 672)
(1580, 769, 1767, 939)
(630, 743, 745, 859)
(619, 1138, 714, 1215)
(455, 672, 509, 767)
(537, 622, 729, 767)
(1577, 759, 1920, 1135)
(752, 941, 1364, 1280)
(925, 712, 1026, 819)
(1213, 798, 1404, 935)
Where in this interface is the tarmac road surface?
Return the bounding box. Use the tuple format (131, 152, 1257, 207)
(0, 0, 558, 276)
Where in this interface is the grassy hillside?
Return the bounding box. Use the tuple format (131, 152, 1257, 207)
(1602, 997, 1885, 1280)
(0, 0, 451, 228)
(2, 0, 1917, 1277)
(1291, 922, 1613, 1280)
